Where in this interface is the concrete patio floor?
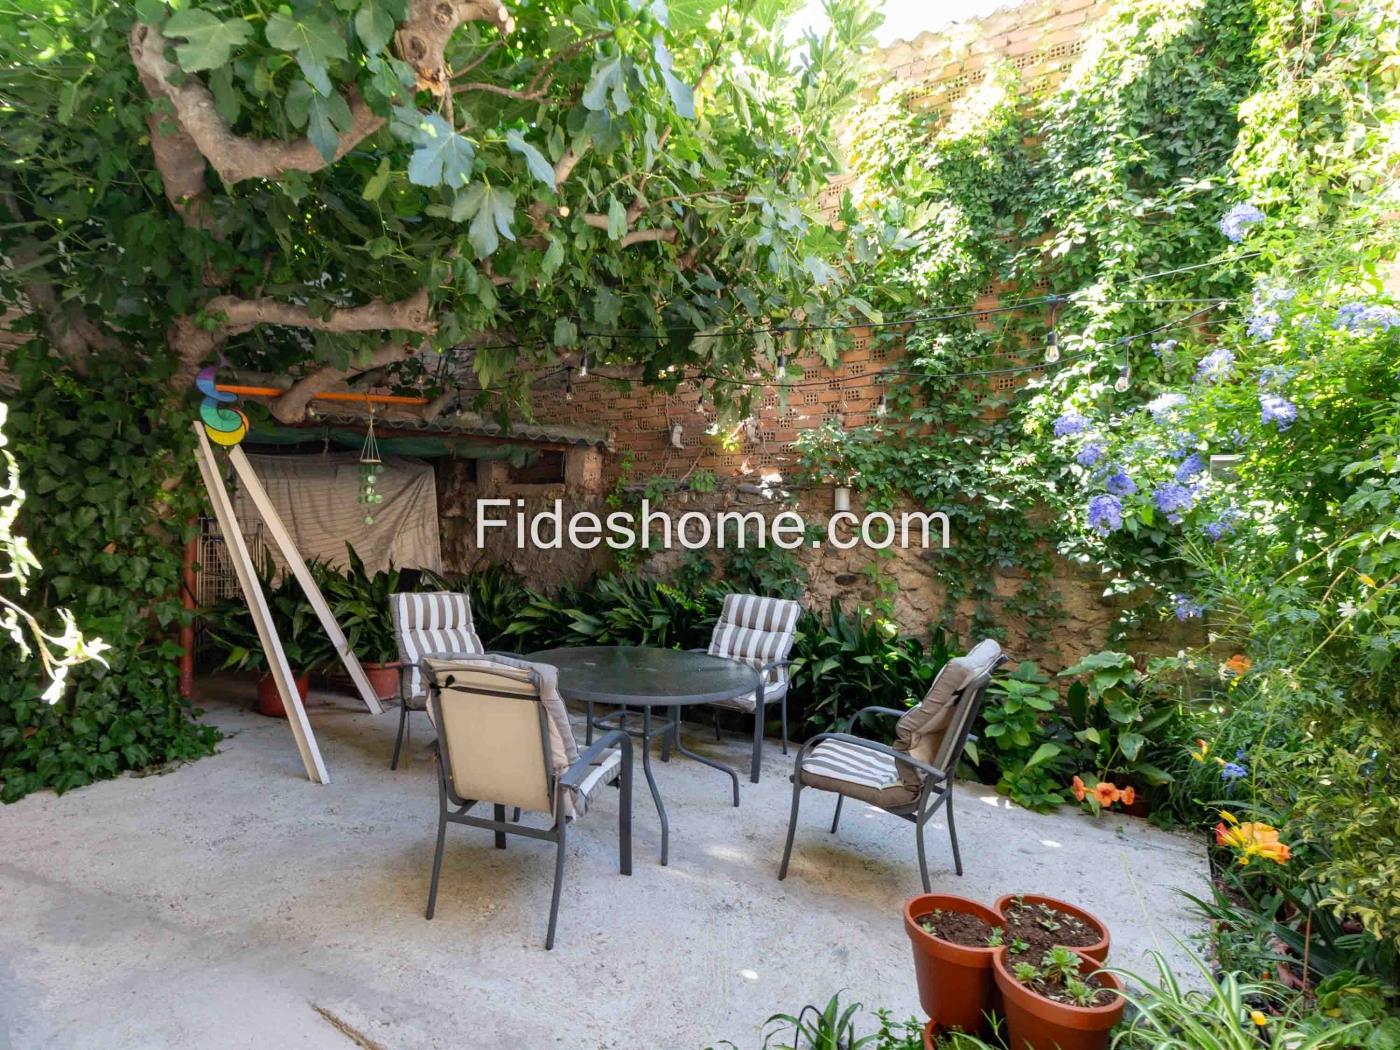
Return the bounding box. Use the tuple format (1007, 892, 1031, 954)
(1, 676, 1209, 1050)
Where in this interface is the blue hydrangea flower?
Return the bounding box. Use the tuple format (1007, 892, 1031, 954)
(1175, 454, 1205, 482)
(1076, 442, 1106, 468)
(1219, 203, 1265, 242)
(1053, 410, 1092, 437)
(1203, 518, 1232, 541)
(1146, 393, 1188, 423)
(1173, 595, 1205, 620)
(1335, 302, 1400, 334)
(1253, 280, 1295, 307)
(1220, 762, 1247, 781)
(1153, 481, 1195, 523)
(1256, 365, 1295, 389)
(1195, 348, 1235, 383)
(1260, 393, 1298, 431)
(1170, 432, 1199, 461)
(1105, 466, 1137, 496)
(1247, 310, 1281, 341)
(1087, 494, 1123, 536)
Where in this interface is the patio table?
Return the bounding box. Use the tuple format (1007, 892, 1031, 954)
(527, 645, 759, 866)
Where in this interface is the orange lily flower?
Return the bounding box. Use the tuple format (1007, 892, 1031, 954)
(1215, 813, 1290, 865)
(1119, 786, 1136, 806)
(1224, 654, 1252, 676)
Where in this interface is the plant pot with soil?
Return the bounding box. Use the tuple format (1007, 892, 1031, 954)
(313, 544, 408, 701)
(257, 671, 311, 717)
(995, 893, 1110, 963)
(993, 944, 1124, 1050)
(903, 893, 1006, 1037)
(204, 551, 336, 718)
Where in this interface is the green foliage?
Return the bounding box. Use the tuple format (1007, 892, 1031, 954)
(1058, 651, 1176, 795)
(205, 551, 339, 674)
(787, 599, 949, 736)
(313, 544, 415, 664)
(0, 0, 883, 400)
(0, 349, 219, 802)
(971, 661, 1068, 811)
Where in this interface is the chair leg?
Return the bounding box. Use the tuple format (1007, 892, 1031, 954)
(780, 693, 789, 756)
(778, 778, 803, 880)
(494, 804, 507, 850)
(714, 710, 722, 742)
(545, 819, 567, 950)
(390, 703, 408, 770)
(830, 795, 844, 834)
(512, 807, 521, 823)
(426, 776, 447, 919)
(585, 702, 594, 746)
(946, 788, 963, 877)
(618, 743, 633, 877)
(749, 706, 764, 784)
(915, 804, 932, 893)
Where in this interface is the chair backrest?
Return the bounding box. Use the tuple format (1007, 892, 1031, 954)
(391, 591, 484, 699)
(893, 639, 1004, 789)
(423, 654, 579, 816)
(707, 594, 801, 683)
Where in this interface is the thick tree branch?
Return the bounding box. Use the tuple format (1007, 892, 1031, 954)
(129, 23, 385, 185)
(579, 213, 679, 248)
(395, 0, 515, 96)
(451, 81, 546, 102)
(206, 288, 435, 338)
(271, 340, 423, 424)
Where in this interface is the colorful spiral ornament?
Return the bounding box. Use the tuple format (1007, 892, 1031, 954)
(196, 363, 248, 446)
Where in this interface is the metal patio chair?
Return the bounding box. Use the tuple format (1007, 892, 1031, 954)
(422, 654, 632, 950)
(693, 593, 802, 784)
(778, 640, 1005, 891)
(388, 591, 485, 769)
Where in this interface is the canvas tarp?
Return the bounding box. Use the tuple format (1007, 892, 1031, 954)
(231, 452, 441, 576)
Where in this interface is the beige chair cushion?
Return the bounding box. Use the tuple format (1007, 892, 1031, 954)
(423, 654, 617, 819)
(891, 640, 1002, 791)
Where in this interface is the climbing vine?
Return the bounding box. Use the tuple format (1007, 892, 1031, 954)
(0, 346, 220, 801)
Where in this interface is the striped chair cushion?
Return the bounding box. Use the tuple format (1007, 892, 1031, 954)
(392, 592, 484, 704)
(707, 594, 801, 704)
(799, 739, 920, 809)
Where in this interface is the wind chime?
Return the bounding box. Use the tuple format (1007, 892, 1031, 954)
(358, 403, 384, 524)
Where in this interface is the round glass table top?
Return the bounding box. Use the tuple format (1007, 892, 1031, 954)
(527, 645, 758, 706)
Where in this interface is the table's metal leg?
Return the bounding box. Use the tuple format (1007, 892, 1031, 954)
(640, 705, 669, 866)
(673, 713, 741, 808)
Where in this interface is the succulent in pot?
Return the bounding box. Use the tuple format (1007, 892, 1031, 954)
(993, 944, 1124, 1050)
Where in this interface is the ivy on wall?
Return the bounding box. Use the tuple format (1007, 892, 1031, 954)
(0, 346, 219, 802)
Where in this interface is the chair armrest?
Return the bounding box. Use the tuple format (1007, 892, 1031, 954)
(844, 705, 908, 733)
(761, 658, 793, 673)
(558, 729, 632, 789)
(795, 731, 948, 783)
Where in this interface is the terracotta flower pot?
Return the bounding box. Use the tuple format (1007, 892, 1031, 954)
(993, 946, 1124, 1050)
(904, 893, 1005, 1036)
(362, 661, 401, 702)
(995, 893, 1111, 963)
(257, 671, 310, 718)
(922, 1018, 936, 1049)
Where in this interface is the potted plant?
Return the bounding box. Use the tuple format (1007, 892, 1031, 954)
(205, 554, 334, 717)
(993, 944, 1124, 1050)
(315, 545, 410, 701)
(903, 893, 1005, 1037)
(995, 893, 1110, 963)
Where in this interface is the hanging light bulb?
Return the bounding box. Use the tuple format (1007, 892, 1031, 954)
(1115, 363, 1131, 392)
(564, 366, 574, 402)
(578, 352, 589, 378)
(777, 352, 787, 376)
(1044, 294, 1064, 364)
(876, 391, 889, 417)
